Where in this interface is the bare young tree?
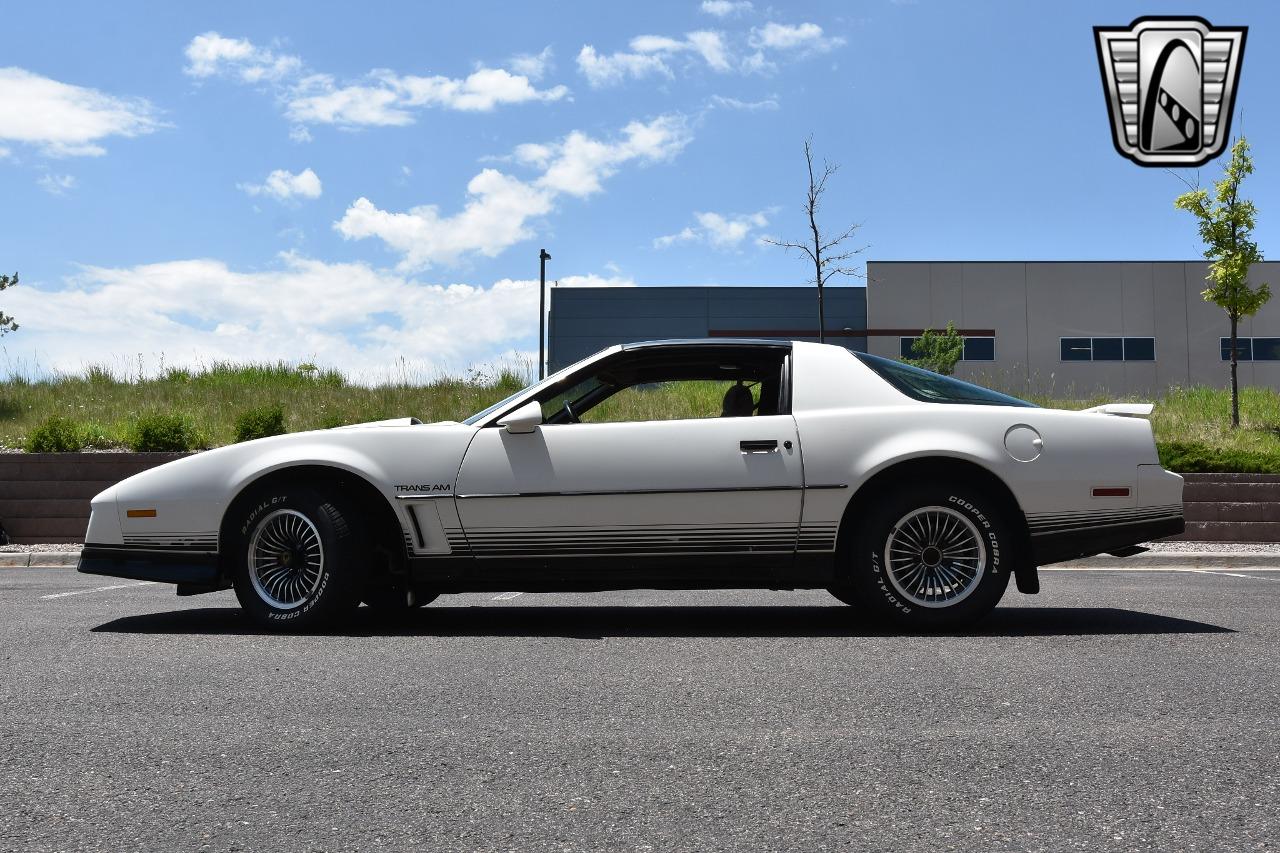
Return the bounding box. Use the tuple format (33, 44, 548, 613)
(766, 138, 866, 343)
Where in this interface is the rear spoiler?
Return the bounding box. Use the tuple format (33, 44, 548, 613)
(1082, 403, 1154, 417)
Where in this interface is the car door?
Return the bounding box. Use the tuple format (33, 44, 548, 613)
(453, 411, 803, 568)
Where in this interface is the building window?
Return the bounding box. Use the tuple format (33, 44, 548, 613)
(900, 335, 995, 362)
(1222, 337, 1280, 361)
(963, 337, 995, 361)
(1124, 338, 1156, 361)
(1060, 337, 1156, 362)
(1091, 337, 1124, 361)
(1061, 338, 1092, 361)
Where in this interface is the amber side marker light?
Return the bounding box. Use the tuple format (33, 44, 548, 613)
(125, 509, 157, 518)
(1091, 488, 1130, 498)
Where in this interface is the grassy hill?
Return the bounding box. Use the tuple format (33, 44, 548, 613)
(1, 361, 1278, 471)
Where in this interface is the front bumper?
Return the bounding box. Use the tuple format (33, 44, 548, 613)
(78, 545, 222, 586)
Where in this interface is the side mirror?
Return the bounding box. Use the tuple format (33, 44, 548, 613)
(499, 400, 543, 434)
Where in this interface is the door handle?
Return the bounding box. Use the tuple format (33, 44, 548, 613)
(740, 439, 779, 453)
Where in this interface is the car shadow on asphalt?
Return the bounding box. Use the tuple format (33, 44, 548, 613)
(91, 605, 1234, 639)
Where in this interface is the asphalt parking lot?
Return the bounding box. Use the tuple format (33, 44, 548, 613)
(1, 567, 1277, 852)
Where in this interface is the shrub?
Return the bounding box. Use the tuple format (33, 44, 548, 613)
(1157, 440, 1280, 474)
(25, 416, 85, 452)
(234, 405, 287, 443)
(129, 413, 201, 452)
(79, 422, 116, 449)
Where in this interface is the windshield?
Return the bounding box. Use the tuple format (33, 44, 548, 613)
(853, 351, 1037, 408)
(462, 348, 618, 425)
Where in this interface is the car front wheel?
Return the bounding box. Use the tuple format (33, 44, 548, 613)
(832, 483, 1012, 628)
(231, 487, 363, 630)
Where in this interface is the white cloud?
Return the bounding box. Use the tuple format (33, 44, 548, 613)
(749, 22, 845, 53)
(286, 77, 413, 126)
(686, 31, 732, 71)
(239, 167, 322, 202)
(183, 32, 302, 82)
(655, 209, 770, 249)
(0, 67, 161, 157)
(0, 145, 11, 159)
(184, 32, 568, 129)
(575, 45, 672, 87)
(2, 254, 634, 380)
(709, 94, 779, 110)
(578, 19, 843, 86)
(701, 0, 753, 16)
(385, 67, 569, 112)
(337, 115, 691, 271)
(37, 173, 77, 195)
(578, 35, 725, 88)
(508, 46, 554, 80)
(336, 172, 554, 270)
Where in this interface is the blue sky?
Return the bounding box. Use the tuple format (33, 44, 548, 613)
(1, 0, 1277, 380)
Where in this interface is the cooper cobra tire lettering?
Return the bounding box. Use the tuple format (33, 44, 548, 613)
(838, 483, 1013, 628)
(231, 488, 359, 631)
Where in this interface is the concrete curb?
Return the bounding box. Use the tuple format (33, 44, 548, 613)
(2, 550, 1279, 571)
(0, 552, 81, 568)
(1054, 551, 1280, 570)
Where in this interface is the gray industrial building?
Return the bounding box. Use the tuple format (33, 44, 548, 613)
(547, 260, 1280, 396)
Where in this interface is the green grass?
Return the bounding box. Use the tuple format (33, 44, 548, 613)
(2, 362, 1279, 472)
(1024, 385, 1280, 461)
(0, 361, 528, 450)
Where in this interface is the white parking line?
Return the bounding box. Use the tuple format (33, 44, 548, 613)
(1042, 566, 1280, 572)
(492, 591, 523, 601)
(1187, 570, 1280, 581)
(41, 581, 157, 600)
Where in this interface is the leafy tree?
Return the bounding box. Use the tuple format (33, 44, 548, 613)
(766, 137, 865, 343)
(1175, 137, 1270, 428)
(0, 271, 17, 335)
(902, 322, 965, 375)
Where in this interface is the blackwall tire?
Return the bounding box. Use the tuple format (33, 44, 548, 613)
(231, 487, 363, 631)
(841, 483, 1012, 629)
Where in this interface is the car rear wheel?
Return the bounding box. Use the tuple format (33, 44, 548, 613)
(831, 483, 1011, 628)
(231, 487, 363, 630)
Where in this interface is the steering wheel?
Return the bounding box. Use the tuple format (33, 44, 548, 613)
(562, 400, 580, 424)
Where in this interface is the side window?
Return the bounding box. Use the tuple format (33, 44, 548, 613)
(527, 347, 787, 426)
(579, 380, 761, 424)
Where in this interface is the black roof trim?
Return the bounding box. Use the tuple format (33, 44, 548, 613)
(621, 338, 793, 351)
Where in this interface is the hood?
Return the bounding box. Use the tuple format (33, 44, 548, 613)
(333, 417, 461, 429)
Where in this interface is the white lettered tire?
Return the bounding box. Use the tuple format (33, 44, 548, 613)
(832, 483, 1011, 628)
(231, 487, 363, 630)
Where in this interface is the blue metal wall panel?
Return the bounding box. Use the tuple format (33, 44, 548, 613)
(548, 286, 868, 370)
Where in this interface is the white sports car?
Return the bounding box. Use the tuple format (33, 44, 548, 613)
(79, 339, 1183, 629)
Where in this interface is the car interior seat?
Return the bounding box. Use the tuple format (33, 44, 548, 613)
(720, 382, 755, 417)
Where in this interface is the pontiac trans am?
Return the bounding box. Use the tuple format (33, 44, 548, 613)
(78, 339, 1184, 629)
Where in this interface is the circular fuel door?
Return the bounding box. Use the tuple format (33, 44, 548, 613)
(1004, 424, 1043, 462)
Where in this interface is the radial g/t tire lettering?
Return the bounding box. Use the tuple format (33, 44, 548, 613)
(230, 487, 363, 631)
(833, 483, 1012, 629)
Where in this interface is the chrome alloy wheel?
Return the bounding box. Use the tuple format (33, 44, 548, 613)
(248, 509, 325, 610)
(883, 506, 987, 608)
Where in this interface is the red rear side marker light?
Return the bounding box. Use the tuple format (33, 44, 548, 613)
(1091, 488, 1130, 497)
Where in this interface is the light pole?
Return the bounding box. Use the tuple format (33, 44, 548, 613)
(538, 248, 551, 379)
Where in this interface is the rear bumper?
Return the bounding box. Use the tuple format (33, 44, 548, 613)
(78, 545, 221, 585)
(1030, 511, 1184, 566)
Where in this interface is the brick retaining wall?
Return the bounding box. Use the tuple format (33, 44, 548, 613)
(0, 454, 1276, 545)
(1176, 473, 1280, 543)
(0, 453, 191, 544)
